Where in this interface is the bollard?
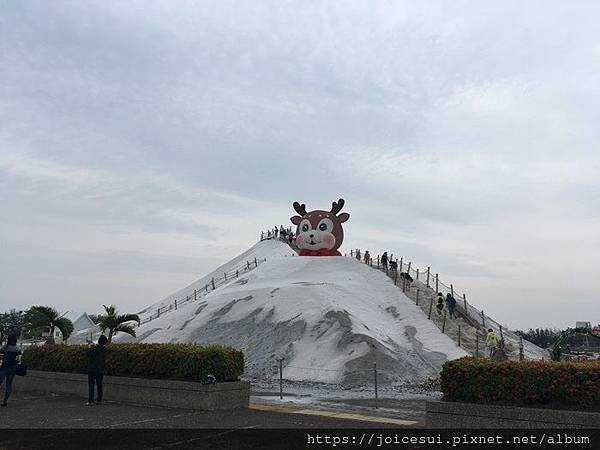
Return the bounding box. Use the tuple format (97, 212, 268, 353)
(374, 363, 378, 409)
(442, 311, 447, 333)
(428, 298, 433, 320)
(279, 358, 284, 400)
(519, 337, 524, 361)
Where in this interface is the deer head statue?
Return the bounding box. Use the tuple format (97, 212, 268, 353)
(290, 198, 350, 256)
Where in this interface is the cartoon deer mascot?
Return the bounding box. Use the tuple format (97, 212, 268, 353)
(290, 199, 350, 256)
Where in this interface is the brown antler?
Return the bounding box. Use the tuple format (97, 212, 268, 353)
(293, 201, 307, 216)
(331, 198, 345, 215)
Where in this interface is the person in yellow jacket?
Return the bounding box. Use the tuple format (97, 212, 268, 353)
(485, 328, 499, 358)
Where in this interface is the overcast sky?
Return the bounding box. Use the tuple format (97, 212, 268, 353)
(1, 1, 599, 330)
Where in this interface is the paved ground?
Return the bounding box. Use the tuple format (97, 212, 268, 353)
(0, 391, 420, 429)
(0, 391, 423, 448)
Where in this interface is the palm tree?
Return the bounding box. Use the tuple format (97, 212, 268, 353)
(27, 306, 74, 343)
(97, 305, 140, 343)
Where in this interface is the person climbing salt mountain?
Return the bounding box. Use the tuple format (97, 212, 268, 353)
(486, 328, 499, 358)
(436, 293, 444, 315)
(446, 294, 457, 319)
(381, 252, 388, 271)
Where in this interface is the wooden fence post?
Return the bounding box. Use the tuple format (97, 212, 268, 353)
(458, 325, 461, 347)
(416, 268, 419, 280)
(462, 294, 468, 316)
(211, 278, 215, 290)
(427, 267, 430, 287)
(475, 333, 480, 357)
(450, 284, 454, 298)
(428, 298, 434, 320)
(194, 289, 197, 301)
(205, 284, 208, 293)
(394, 271, 398, 285)
(442, 311, 447, 333)
(175, 300, 177, 310)
(236, 270, 239, 278)
(499, 325, 504, 341)
(247, 261, 250, 269)
(481, 310, 486, 327)
(224, 272, 227, 281)
(377, 256, 380, 269)
(400, 257, 403, 272)
(416, 289, 420, 305)
(407, 262, 411, 275)
(435, 273, 439, 293)
(254, 257, 258, 267)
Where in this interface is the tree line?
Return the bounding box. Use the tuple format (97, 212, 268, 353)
(0, 305, 140, 345)
(515, 328, 598, 349)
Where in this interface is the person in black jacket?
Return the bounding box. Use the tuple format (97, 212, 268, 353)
(0, 334, 22, 406)
(86, 335, 108, 405)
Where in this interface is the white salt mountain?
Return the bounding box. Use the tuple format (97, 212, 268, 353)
(79, 239, 546, 385)
(115, 239, 472, 384)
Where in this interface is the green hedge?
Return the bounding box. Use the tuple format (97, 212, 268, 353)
(23, 343, 244, 383)
(441, 357, 600, 408)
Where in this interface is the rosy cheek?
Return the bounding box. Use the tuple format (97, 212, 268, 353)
(296, 235, 304, 245)
(322, 234, 335, 247)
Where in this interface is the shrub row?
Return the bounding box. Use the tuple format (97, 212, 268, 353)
(441, 357, 600, 408)
(23, 343, 244, 383)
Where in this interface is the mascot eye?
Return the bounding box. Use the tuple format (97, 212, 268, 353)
(319, 223, 328, 231)
(302, 224, 309, 232)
